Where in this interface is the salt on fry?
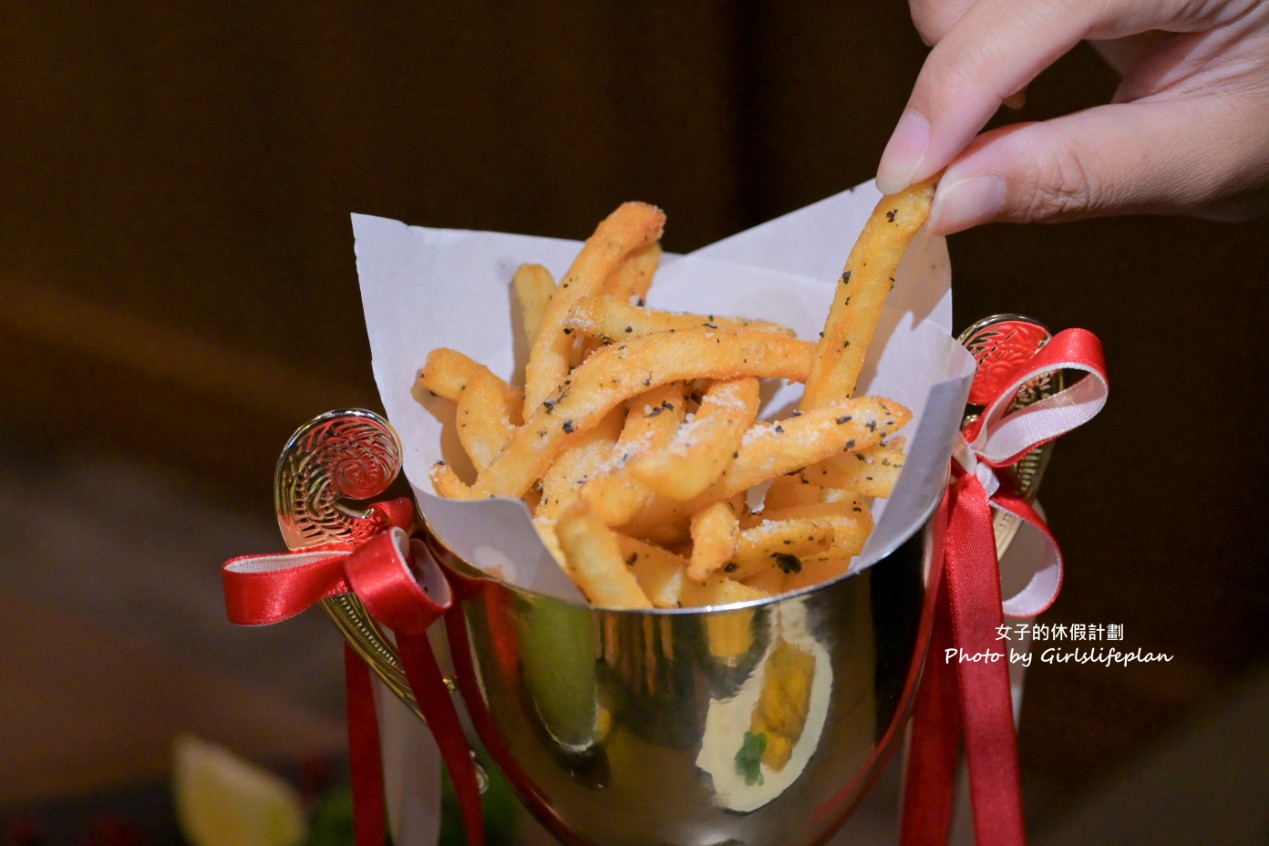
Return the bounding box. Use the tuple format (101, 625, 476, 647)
(802, 173, 939, 409)
(630, 377, 761, 501)
(523, 202, 666, 416)
(555, 500, 652, 609)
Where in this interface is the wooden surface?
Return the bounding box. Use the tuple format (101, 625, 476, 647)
(2, 3, 1266, 827)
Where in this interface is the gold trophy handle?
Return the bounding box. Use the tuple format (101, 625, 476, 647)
(957, 314, 1063, 557)
(273, 409, 422, 712)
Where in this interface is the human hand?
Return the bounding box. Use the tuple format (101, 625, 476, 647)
(876, 0, 1269, 234)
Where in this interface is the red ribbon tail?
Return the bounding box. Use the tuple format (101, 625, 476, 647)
(397, 632, 486, 846)
(345, 645, 387, 846)
(899, 560, 961, 845)
(946, 473, 1027, 846)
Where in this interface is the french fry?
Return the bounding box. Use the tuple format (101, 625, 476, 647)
(728, 518, 833, 581)
(613, 533, 688, 609)
(688, 500, 740, 582)
(629, 377, 761, 501)
(802, 173, 939, 409)
(603, 241, 661, 304)
(761, 476, 821, 511)
(455, 368, 523, 473)
(523, 202, 666, 416)
(751, 499, 873, 565)
(792, 443, 906, 498)
(472, 328, 818, 499)
(624, 396, 911, 535)
(782, 557, 855, 592)
(564, 295, 797, 342)
(415, 347, 510, 403)
(513, 263, 555, 345)
(429, 461, 474, 499)
(577, 383, 687, 525)
(680, 573, 768, 607)
(535, 407, 625, 524)
(741, 566, 786, 597)
(555, 500, 652, 609)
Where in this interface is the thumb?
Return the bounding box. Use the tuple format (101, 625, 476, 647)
(927, 95, 1269, 233)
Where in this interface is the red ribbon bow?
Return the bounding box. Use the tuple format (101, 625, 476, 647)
(900, 328, 1108, 846)
(221, 499, 486, 846)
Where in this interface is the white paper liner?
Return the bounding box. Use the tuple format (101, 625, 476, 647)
(354, 180, 976, 603)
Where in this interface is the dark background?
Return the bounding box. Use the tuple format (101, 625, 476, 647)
(3, 3, 1266, 839)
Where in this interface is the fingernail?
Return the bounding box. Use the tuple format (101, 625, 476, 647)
(928, 174, 1006, 234)
(876, 108, 930, 195)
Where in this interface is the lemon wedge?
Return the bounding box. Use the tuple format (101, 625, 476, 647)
(172, 734, 307, 846)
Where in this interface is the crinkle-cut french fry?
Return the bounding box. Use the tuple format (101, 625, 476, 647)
(613, 533, 688, 609)
(414, 348, 510, 403)
(680, 572, 768, 608)
(455, 368, 523, 473)
(472, 327, 817, 499)
(523, 202, 666, 416)
(688, 500, 740, 582)
(603, 241, 661, 304)
(630, 377, 761, 501)
(622, 396, 910, 537)
(761, 476, 821, 511)
(513, 263, 556, 346)
(563, 295, 798, 342)
(793, 443, 906, 498)
(578, 383, 687, 525)
(535, 407, 624, 523)
(801, 173, 939, 409)
(555, 500, 652, 609)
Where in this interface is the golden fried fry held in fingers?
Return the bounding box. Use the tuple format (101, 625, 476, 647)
(802, 173, 939, 409)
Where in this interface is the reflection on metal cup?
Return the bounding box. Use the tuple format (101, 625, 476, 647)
(430, 518, 933, 846)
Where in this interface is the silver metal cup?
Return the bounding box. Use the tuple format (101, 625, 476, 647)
(428, 516, 936, 846)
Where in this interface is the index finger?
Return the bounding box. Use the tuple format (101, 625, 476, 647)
(876, 0, 1208, 194)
